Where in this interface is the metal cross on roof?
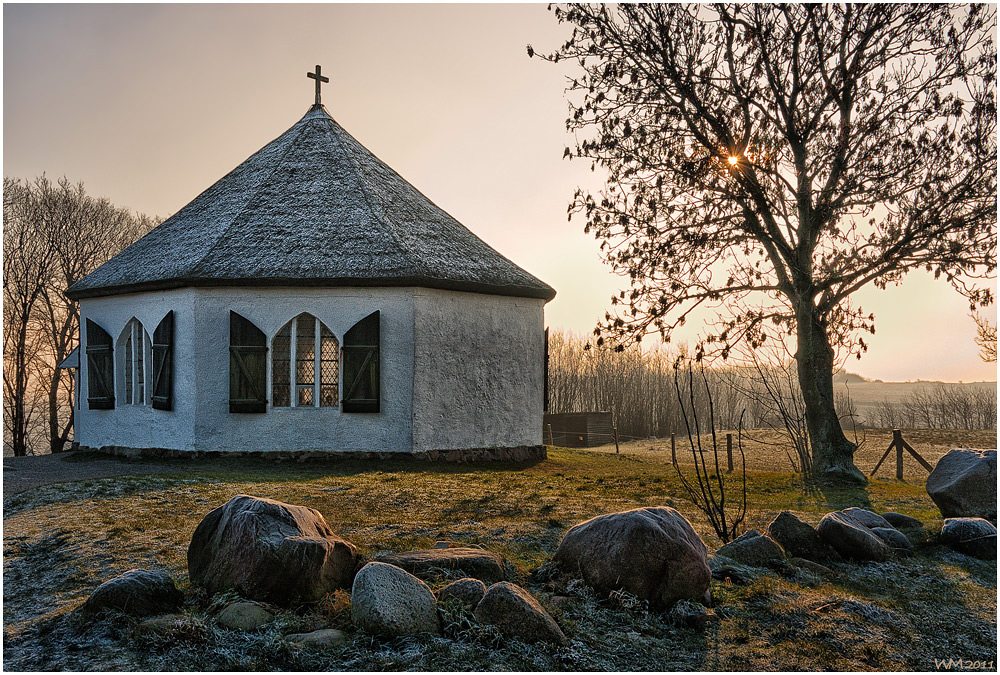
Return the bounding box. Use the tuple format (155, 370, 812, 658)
(307, 65, 329, 106)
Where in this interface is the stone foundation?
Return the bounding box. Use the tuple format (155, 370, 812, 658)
(78, 444, 547, 464)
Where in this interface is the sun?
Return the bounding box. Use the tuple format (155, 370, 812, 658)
(728, 155, 739, 166)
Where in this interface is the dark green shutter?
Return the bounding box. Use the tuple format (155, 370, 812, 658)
(86, 319, 114, 409)
(342, 311, 380, 413)
(229, 311, 267, 413)
(151, 311, 174, 411)
(544, 327, 549, 413)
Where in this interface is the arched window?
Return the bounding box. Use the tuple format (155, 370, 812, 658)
(272, 314, 338, 408)
(118, 318, 149, 405)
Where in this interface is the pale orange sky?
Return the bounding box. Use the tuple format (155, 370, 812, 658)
(4, 3, 996, 383)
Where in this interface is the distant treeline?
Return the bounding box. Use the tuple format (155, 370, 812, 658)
(547, 331, 996, 440)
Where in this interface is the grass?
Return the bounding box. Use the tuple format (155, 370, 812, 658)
(3, 439, 997, 671)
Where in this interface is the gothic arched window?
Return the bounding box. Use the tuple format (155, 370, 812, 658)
(117, 318, 149, 406)
(271, 314, 339, 408)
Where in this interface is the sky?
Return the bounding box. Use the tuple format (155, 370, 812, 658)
(3, 3, 996, 383)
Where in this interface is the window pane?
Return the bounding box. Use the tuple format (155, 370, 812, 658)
(296, 315, 315, 386)
(272, 324, 291, 407)
(136, 330, 144, 403)
(125, 333, 133, 403)
(320, 328, 338, 407)
(298, 386, 313, 406)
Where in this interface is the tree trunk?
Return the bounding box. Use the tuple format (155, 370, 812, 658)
(795, 302, 866, 484)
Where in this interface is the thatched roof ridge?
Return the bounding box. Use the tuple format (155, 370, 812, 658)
(68, 105, 555, 301)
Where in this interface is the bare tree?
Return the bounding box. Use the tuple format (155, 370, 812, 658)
(973, 312, 997, 363)
(3, 176, 154, 455)
(534, 4, 996, 483)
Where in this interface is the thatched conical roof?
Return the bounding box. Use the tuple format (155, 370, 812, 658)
(68, 104, 555, 301)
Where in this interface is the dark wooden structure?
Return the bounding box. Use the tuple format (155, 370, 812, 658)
(870, 429, 933, 480)
(543, 412, 614, 448)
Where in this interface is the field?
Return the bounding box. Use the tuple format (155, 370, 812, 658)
(3, 437, 997, 671)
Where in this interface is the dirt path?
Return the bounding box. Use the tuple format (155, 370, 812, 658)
(2, 452, 197, 496)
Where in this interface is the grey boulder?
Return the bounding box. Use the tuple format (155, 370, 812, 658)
(436, 577, 487, 608)
(767, 511, 843, 563)
(715, 533, 784, 567)
(377, 547, 506, 584)
(80, 569, 183, 617)
(926, 449, 997, 520)
(284, 628, 348, 647)
(816, 511, 890, 561)
(554, 506, 710, 607)
(188, 495, 360, 605)
(880, 512, 924, 530)
(217, 602, 273, 630)
(839, 508, 893, 530)
(474, 581, 568, 646)
(351, 562, 440, 636)
(940, 518, 997, 560)
(871, 527, 914, 553)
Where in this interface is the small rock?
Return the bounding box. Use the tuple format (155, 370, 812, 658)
(840, 508, 893, 530)
(667, 598, 718, 629)
(767, 511, 844, 564)
(436, 578, 487, 608)
(786, 557, 836, 579)
(284, 628, 348, 648)
(135, 613, 187, 637)
(940, 518, 997, 560)
(708, 555, 764, 585)
(217, 602, 274, 631)
(351, 562, 440, 636)
(716, 533, 784, 567)
(432, 541, 452, 549)
(80, 569, 183, 617)
(871, 527, 914, 553)
(475, 582, 568, 646)
(817, 511, 890, 561)
(377, 548, 505, 584)
(880, 512, 924, 530)
(927, 449, 997, 520)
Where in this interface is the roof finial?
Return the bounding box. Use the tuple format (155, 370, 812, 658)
(307, 65, 329, 106)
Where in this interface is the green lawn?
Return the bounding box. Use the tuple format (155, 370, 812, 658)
(3, 447, 996, 670)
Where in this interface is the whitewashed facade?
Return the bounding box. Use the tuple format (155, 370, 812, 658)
(69, 100, 554, 459)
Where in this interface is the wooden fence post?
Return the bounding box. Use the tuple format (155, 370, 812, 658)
(726, 433, 733, 473)
(895, 429, 904, 480)
(671, 433, 676, 467)
(546, 423, 554, 447)
(870, 429, 934, 480)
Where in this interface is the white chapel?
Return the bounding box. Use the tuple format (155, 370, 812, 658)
(66, 67, 555, 461)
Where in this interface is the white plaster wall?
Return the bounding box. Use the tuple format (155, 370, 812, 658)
(190, 286, 415, 453)
(411, 289, 546, 451)
(77, 289, 197, 450)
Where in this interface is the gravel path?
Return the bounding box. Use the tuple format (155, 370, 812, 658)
(3, 452, 196, 496)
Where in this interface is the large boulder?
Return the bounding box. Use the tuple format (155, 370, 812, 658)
(840, 508, 893, 530)
(816, 511, 890, 561)
(926, 449, 997, 520)
(80, 569, 183, 617)
(939, 518, 997, 560)
(715, 532, 784, 567)
(767, 511, 843, 563)
(554, 506, 710, 607)
(376, 548, 506, 584)
(351, 562, 440, 636)
(188, 495, 359, 606)
(474, 582, 568, 646)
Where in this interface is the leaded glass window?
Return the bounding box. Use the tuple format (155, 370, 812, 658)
(271, 314, 338, 408)
(119, 318, 147, 405)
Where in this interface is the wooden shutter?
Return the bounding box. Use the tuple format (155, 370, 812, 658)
(86, 319, 114, 410)
(229, 311, 267, 413)
(151, 311, 174, 411)
(342, 311, 380, 413)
